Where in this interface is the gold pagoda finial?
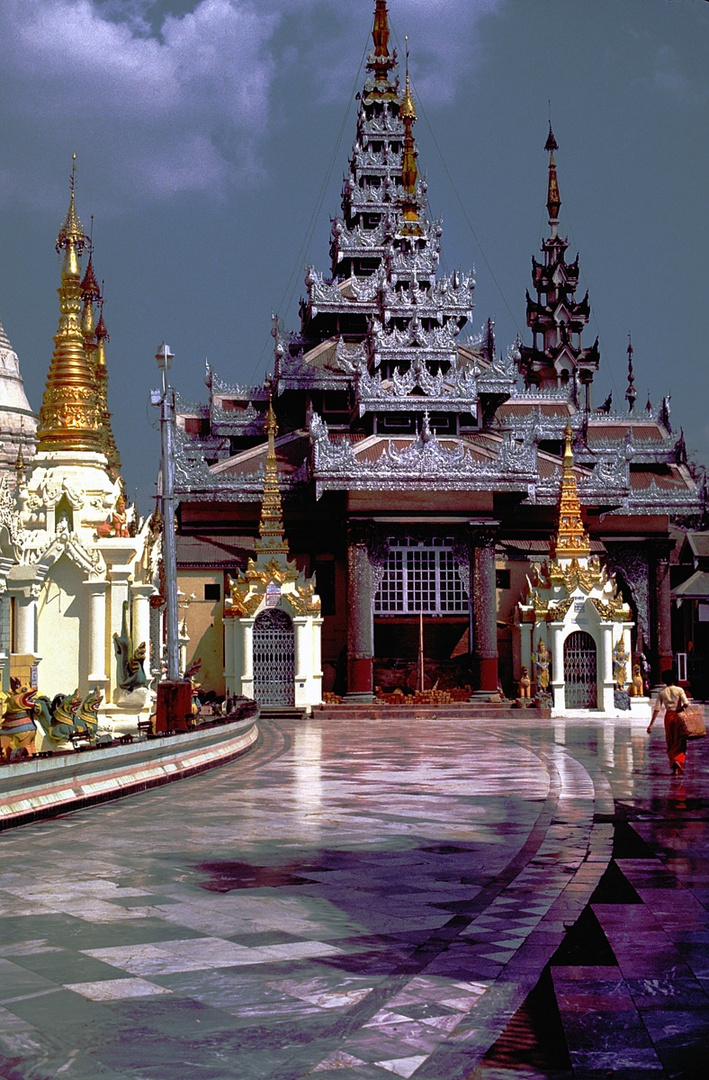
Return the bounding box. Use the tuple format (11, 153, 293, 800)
(401, 39, 416, 121)
(551, 420, 591, 561)
(255, 397, 289, 558)
(400, 37, 420, 230)
(545, 122, 561, 236)
(94, 291, 122, 482)
(36, 158, 102, 454)
(372, 0, 390, 58)
(81, 217, 101, 348)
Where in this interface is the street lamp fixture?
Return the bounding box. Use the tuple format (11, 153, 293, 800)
(153, 342, 179, 683)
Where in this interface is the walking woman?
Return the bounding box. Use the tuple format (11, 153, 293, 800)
(647, 669, 690, 774)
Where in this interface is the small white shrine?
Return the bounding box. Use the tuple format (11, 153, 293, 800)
(515, 423, 646, 717)
(224, 402, 322, 710)
(0, 176, 156, 734)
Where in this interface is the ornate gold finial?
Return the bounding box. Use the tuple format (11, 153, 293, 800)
(551, 420, 591, 561)
(80, 217, 101, 349)
(36, 159, 103, 454)
(254, 397, 289, 557)
(545, 122, 561, 233)
(401, 38, 416, 122)
(94, 292, 122, 482)
(372, 0, 391, 62)
(400, 37, 420, 230)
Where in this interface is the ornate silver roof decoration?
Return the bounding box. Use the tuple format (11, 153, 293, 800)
(205, 364, 269, 401)
(356, 358, 479, 415)
(309, 412, 540, 498)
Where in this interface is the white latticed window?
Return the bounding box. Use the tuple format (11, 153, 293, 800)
(375, 537, 468, 615)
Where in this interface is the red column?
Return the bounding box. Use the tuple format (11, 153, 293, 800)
(346, 523, 375, 700)
(470, 523, 500, 696)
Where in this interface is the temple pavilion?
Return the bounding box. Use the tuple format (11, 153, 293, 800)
(172, 0, 702, 706)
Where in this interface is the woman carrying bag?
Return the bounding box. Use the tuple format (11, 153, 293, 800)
(647, 669, 691, 775)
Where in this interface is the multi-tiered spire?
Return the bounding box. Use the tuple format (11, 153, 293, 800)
(37, 158, 103, 453)
(518, 127, 600, 407)
(295, 0, 474, 408)
(254, 398, 289, 559)
(551, 421, 591, 562)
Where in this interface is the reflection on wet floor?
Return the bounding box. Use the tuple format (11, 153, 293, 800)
(0, 715, 707, 1079)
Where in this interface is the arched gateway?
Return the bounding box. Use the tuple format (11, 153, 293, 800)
(564, 631, 597, 709)
(253, 609, 295, 706)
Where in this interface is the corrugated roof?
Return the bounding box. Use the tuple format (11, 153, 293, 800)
(502, 538, 606, 555)
(672, 570, 709, 600)
(177, 535, 253, 568)
(210, 433, 309, 477)
(586, 423, 665, 443)
(687, 532, 709, 559)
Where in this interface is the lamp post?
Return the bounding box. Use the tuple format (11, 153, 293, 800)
(154, 342, 180, 682)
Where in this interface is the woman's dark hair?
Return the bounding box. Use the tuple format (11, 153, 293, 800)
(661, 668, 676, 686)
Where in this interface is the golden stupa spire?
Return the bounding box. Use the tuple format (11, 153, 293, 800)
(36, 156, 102, 454)
(94, 292, 122, 482)
(551, 421, 591, 561)
(254, 397, 289, 558)
(400, 38, 421, 230)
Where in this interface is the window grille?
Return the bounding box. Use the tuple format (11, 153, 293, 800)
(375, 538, 467, 615)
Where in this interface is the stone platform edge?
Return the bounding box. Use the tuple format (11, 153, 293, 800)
(0, 715, 260, 831)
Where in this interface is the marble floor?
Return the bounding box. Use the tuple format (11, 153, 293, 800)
(0, 716, 707, 1080)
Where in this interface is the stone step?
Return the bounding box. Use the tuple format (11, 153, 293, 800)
(259, 706, 307, 722)
(313, 703, 548, 722)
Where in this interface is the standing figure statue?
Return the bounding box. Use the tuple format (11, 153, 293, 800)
(533, 639, 551, 693)
(518, 666, 531, 699)
(613, 638, 628, 690)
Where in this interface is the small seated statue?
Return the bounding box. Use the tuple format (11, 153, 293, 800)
(97, 494, 130, 539)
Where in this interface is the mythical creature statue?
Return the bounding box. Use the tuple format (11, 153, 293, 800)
(32, 693, 79, 750)
(77, 687, 103, 737)
(114, 601, 148, 691)
(0, 679, 37, 759)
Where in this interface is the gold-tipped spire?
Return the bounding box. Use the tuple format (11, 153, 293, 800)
(80, 217, 101, 347)
(551, 421, 591, 561)
(371, 0, 394, 83)
(545, 123, 561, 235)
(37, 156, 102, 454)
(254, 398, 289, 557)
(94, 294, 122, 482)
(400, 38, 420, 230)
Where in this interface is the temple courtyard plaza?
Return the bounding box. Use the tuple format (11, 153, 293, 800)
(1, 715, 708, 1080)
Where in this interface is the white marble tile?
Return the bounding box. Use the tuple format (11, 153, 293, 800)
(64, 978, 173, 1000)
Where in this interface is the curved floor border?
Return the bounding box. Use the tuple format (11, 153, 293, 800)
(0, 717, 260, 831)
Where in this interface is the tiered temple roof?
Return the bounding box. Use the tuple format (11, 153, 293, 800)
(172, 0, 701, 525)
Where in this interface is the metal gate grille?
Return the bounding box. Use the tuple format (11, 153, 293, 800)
(564, 631, 597, 709)
(253, 609, 295, 706)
